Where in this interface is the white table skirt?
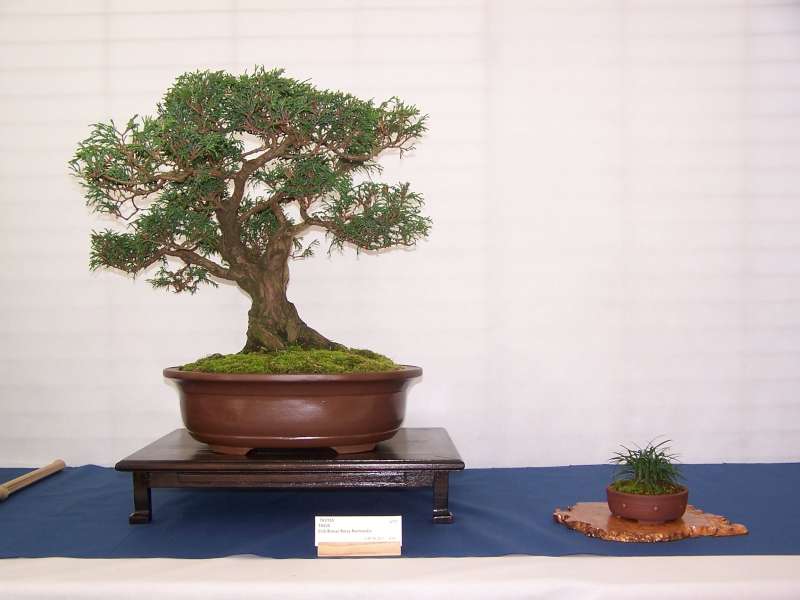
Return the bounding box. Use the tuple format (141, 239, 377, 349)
(1, 556, 799, 600)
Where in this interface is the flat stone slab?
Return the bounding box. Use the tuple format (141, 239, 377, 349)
(553, 502, 748, 543)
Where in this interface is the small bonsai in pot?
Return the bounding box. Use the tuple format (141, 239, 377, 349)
(606, 439, 688, 522)
(70, 67, 429, 454)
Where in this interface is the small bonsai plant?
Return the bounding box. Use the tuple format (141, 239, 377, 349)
(70, 67, 429, 373)
(606, 439, 688, 522)
(609, 439, 682, 495)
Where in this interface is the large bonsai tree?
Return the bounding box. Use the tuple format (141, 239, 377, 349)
(71, 68, 429, 352)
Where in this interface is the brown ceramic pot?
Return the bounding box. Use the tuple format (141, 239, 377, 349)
(606, 484, 689, 523)
(163, 366, 421, 455)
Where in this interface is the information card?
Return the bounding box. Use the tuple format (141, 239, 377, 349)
(315, 516, 402, 557)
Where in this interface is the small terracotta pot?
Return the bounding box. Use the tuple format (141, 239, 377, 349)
(606, 484, 689, 523)
(164, 365, 421, 455)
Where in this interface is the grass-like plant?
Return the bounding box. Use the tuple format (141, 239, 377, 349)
(609, 439, 683, 495)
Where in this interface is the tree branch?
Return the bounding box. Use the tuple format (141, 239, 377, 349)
(165, 247, 235, 280)
(238, 190, 289, 224)
(229, 136, 295, 208)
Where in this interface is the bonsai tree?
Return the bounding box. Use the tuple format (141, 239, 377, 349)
(609, 439, 683, 495)
(70, 67, 429, 354)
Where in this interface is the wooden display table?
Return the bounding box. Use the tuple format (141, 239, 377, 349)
(116, 428, 464, 525)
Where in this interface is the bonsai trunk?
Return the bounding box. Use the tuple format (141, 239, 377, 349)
(241, 236, 337, 352)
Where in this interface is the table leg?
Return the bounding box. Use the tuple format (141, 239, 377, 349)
(129, 472, 152, 524)
(432, 471, 454, 524)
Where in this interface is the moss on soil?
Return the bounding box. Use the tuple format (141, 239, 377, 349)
(610, 480, 683, 496)
(181, 347, 400, 375)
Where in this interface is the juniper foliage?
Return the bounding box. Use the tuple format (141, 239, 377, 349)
(70, 68, 429, 351)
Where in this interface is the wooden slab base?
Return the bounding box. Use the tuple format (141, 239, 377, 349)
(553, 502, 748, 543)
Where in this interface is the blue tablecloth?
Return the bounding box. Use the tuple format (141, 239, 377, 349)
(0, 463, 796, 558)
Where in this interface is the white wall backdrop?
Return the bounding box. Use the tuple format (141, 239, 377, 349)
(1, 0, 799, 468)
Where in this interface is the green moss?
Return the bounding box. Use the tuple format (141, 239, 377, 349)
(181, 347, 400, 375)
(610, 480, 683, 496)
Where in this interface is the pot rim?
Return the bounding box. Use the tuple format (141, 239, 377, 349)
(606, 484, 688, 500)
(163, 364, 422, 383)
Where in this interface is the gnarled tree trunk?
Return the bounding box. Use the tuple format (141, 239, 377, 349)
(240, 236, 337, 352)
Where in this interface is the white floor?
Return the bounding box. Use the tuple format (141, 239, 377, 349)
(2, 555, 799, 599)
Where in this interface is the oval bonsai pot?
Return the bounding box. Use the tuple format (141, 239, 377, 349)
(164, 365, 422, 455)
(606, 485, 689, 523)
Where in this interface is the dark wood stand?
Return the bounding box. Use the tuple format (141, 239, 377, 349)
(116, 428, 464, 525)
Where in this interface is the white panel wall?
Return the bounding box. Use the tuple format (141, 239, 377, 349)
(1, 0, 799, 467)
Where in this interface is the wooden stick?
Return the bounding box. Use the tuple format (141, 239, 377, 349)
(0, 460, 66, 501)
(318, 541, 401, 557)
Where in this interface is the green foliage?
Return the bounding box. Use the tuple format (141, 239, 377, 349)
(148, 262, 218, 294)
(609, 439, 683, 496)
(70, 67, 429, 294)
(181, 347, 399, 374)
(321, 182, 430, 251)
